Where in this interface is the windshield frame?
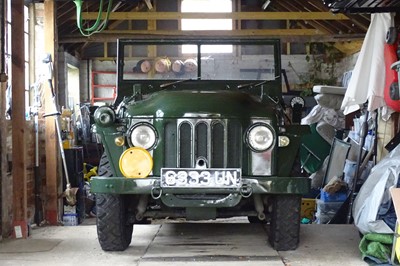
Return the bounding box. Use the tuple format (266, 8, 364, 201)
(115, 36, 282, 105)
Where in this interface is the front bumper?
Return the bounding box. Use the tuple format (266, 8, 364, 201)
(91, 176, 310, 208)
(91, 176, 310, 195)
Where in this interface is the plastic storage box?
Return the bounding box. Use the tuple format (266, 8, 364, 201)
(63, 213, 78, 226)
(320, 189, 347, 202)
(315, 200, 343, 224)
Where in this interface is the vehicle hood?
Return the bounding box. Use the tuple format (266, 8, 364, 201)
(124, 90, 276, 118)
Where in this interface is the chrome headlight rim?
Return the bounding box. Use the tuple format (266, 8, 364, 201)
(94, 106, 116, 127)
(245, 123, 275, 152)
(127, 122, 158, 151)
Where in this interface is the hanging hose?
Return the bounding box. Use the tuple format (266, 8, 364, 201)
(73, 0, 114, 37)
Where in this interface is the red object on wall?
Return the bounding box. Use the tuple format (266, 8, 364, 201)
(91, 71, 117, 105)
(384, 38, 400, 111)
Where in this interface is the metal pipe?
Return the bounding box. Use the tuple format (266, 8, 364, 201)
(253, 194, 266, 220)
(135, 195, 148, 221)
(346, 111, 369, 224)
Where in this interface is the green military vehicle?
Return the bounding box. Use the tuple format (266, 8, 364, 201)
(91, 36, 310, 252)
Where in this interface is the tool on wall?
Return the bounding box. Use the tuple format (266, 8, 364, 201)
(43, 54, 78, 206)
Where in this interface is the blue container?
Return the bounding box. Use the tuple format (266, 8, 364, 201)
(320, 189, 347, 202)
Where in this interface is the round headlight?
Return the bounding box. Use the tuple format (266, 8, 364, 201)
(94, 106, 115, 127)
(129, 123, 158, 150)
(246, 124, 274, 152)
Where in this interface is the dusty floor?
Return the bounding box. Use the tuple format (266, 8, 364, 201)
(0, 218, 367, 266)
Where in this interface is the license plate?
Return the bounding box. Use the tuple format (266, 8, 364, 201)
(160, 168, 241, 188)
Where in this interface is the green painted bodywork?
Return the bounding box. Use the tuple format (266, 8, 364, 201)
(91, 37, 311, 210)
(125, 90, 275, 118)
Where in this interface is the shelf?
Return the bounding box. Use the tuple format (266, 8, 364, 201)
(91, 71, 117, 105)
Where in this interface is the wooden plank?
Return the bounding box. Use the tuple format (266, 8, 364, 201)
(77, 11, 350, 21)
(334, 41, 363, 55)
(11, 0, 27, 238)
(44, 0, 59, 225)
(60, 32, 366, 46)
(147, 5, 157, 58)
(100, 28, 321, 35)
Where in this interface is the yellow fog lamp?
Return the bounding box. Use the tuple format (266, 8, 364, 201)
(278, 136, 290, 147)
(119, 147, 153, 178)
(114, 136, 125, 146)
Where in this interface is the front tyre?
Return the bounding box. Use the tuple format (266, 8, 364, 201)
(268, 194, 301, 251)
(96, 193, 133, 251)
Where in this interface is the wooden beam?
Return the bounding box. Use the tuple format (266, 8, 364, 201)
(76, 11, 350, 21)
(59, 32, 366, 44)
(147, 4, 156, 58)
(11, 0, 28, 238)
(44, 0, 60, 226)
(334, 41, 363, 55)
(272, 2, 361, 55)
(97, 28, 322, 35)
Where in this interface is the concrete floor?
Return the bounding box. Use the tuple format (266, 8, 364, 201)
(0, 218, 367, 266)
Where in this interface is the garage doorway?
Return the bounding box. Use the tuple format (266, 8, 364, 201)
(67, 64, 80, 112)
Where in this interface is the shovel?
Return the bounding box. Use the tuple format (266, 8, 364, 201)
(43, 54, 78, 206)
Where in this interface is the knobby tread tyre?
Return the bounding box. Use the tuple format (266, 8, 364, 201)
(98, 152, 114, 177)
(96, 153, 133, 251)
(269, 194, 301, 251)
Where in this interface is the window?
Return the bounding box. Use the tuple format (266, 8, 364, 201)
(5, 2, 31, 120)
(181, 0, 233, 53)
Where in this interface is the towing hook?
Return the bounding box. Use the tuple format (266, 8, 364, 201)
(151, 185, 162, 200)
(240, 184, 253, 198)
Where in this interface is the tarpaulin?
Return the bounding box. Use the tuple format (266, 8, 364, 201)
(353, 144, 400, 235)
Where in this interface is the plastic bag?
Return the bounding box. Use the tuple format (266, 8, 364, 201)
(353, 144, 400, 234)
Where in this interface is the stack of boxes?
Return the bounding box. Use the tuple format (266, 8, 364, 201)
(63, 205, 78, 226)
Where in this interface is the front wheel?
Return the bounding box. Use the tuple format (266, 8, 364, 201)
(96, 193, 133, 251)
(268, 194, 301, 251)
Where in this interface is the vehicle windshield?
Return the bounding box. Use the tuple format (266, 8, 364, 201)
(121, 42, 277, 81)
(115, 38, 282, 105)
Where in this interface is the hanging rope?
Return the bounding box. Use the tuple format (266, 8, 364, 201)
(73, 0, 114, 37)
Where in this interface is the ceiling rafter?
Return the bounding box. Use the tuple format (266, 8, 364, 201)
(275, 1, 360, 34)
(73, 11, 350, 21)
(56, 0, 371, 57)
(271, 1, 363, 55)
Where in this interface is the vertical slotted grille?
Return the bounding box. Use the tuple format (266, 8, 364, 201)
(164, 119, 242, 168)
(179, 122, 192, 167)
(195, 123, 208, 159)
(211, 122, 224, 167)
